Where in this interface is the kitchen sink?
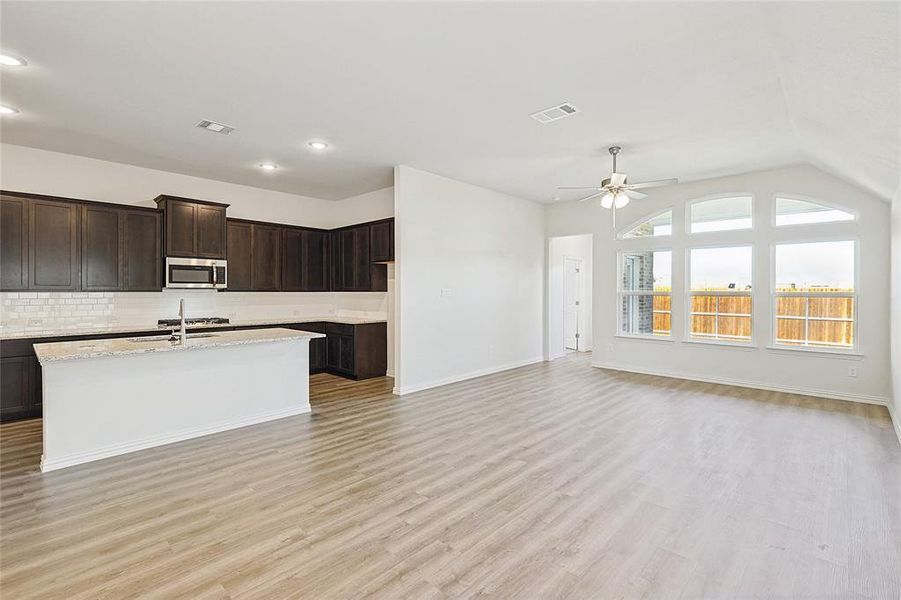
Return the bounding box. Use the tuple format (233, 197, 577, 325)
(127, 333, 219, 343)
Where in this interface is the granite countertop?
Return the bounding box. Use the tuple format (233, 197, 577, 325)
(33, 328, 326, 364)
(0, 316, 387, 341)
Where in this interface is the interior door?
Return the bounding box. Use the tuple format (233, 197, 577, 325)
(563, 257, 582, 351)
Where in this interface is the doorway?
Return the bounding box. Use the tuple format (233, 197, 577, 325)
(547, 234, 593, 360)
(563, 257, 583, 351)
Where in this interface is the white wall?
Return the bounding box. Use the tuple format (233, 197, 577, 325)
(393, 165, 544, 394)
(332, 187, 395, 227)
(546, 164, 892, 405)
(1, 144, 395, 228)
(1, 144, 338, 228)
(890, 187, 901, 440)
(547, 234, 593, 358)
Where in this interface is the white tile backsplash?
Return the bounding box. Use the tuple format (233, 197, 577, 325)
(0, 291, 387, 331)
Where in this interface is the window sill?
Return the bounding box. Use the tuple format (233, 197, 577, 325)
(682, 338, 757, 350)
(765, 345, 863, 359)
(614, 334, 675, 343)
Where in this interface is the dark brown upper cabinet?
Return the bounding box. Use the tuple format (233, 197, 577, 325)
(81, 205, 161, 292)
(251, 224, 281, 291)
(81, 205, 163, 292)
(225, 219, 282, 291)
(281, 228, 304, 292)
(226, 220, 253, 291)
(29, 198, 80, 291)
(154, 195, 228, 259)
(1, 195, 29, 290)
(302, 230, 329, 291)
(331, 223, 387, 292)
(81, 204, 124, 291)
(369, 219, 394, 262)
(123, 210, 162, 291)
(337, 226, 371, 291)
(283, 227, 330, 292)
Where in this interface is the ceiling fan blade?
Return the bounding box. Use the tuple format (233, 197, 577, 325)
(623, 190, 648, 200)
(627, 178, 678, 190)
(577, 191, 607, 203)
(557, 186, 602, 190)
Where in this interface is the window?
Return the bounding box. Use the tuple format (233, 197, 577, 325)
(621, 210, 672, 239)
(773, 240, 855, 349)
(689, 196, 753, 233)
(619, 250, 672, 336)
(688, 246, 753, 342)
(775, 197, 855, 226)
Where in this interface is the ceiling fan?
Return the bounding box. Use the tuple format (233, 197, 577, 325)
(558, 146, 677, 208)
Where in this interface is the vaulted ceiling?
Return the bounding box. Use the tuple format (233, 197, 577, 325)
(1, 2, 898, 202)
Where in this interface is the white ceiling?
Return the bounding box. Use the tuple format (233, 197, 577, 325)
(1, 2, 898, 202)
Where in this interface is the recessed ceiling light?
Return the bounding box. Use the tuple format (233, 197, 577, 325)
(258, 163, 278, 171)
(0, 105, 19, 115)
(0, 54, 27, 67)
(308, 141, 328, 151)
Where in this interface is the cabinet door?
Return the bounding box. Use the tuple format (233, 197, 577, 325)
(251, 224, 281, 291)
(124, 210, 161, 291)
(352, 226, 371, 290)
(339, 229, 355, 290)
(1, 195, 29, 290)
(30, 199, 80, 290)
(326, 334, 355, 373)
(166, 200, 196, 257)
(82, 205, 124, 291)
(310, 337, 326, 371)
(369, 220, 394, 262)
(226, 221, 253, 291)
(0, 356, 33, 422)
(328, 231, 342, 291)
(281, 228, 304, 291)
(302, 230, 329, 291)
(196, 205, 226, 259)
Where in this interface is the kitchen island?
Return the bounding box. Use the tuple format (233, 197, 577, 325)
(33, 328, 324, 472)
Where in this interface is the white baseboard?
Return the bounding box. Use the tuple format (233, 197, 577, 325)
(40, 405, 311, 472)
(591, 361, 890, 407)
(393, 356, 545, 396)
(887, 401, 901, 446)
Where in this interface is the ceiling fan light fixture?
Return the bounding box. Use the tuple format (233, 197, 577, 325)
(614, 193, 631, 209)
(600, 192, 615, 209)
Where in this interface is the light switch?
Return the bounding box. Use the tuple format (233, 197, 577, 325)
(440, 288, 452, 297)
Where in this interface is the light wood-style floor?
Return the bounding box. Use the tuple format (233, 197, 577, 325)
(1, 353, 899, 599)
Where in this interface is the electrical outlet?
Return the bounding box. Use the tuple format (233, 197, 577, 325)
(847, 366, 858, 377)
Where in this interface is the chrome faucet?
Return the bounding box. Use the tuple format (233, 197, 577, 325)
(176, 298, 187, 345)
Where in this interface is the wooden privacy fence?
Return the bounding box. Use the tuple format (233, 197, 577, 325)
(650, 287, 854, 346)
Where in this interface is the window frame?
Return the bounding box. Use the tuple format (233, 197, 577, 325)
(769, 237, 859, 353)
(771, 193, 858, 229)
(616, 248, 673, 339)
(686, 193, 755, 235)
(617, 207, 674, 240)
(685, 242, 755, 346)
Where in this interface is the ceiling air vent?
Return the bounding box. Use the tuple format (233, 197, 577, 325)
(196, 119, 235, 135)
(529, 102, 579, 124)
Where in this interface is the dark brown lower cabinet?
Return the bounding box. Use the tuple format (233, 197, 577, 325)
(0, 356, 38, 422)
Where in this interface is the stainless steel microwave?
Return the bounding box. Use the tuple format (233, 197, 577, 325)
(165, 257, 227, 289)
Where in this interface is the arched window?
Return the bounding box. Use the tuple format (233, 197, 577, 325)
(620, 209, 673, 239)
(774, 196, 855, 226)
(689, 195, 753, 233)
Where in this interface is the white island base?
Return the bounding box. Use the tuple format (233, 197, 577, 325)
(36, 329, 320, 472)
